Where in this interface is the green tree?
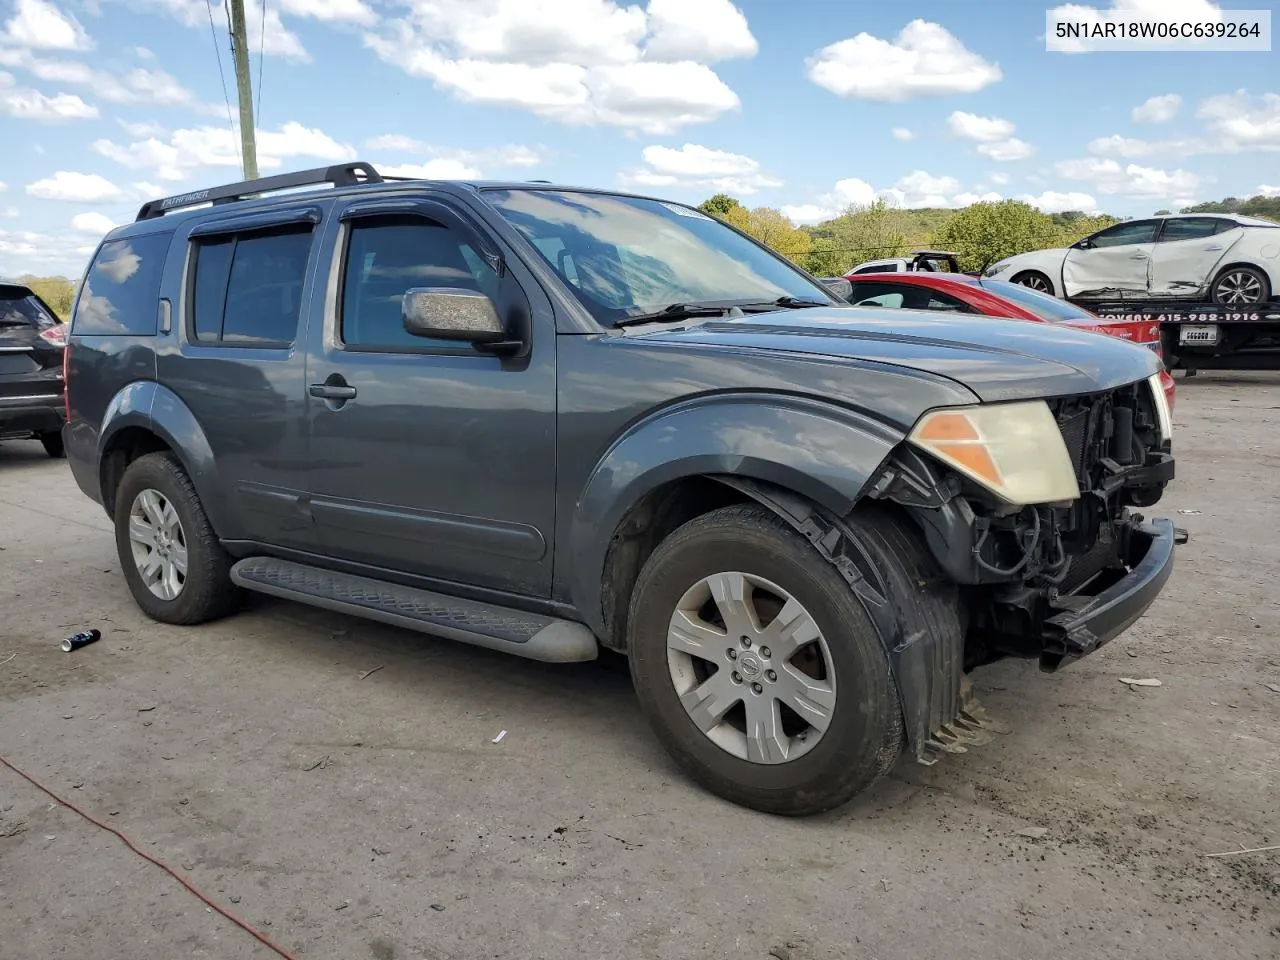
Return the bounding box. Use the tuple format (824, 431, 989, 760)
(18, 275, 76, 320)
(738, 207, 812, 263)
(932, 200, 1062, 273)
(1153, 209, 1172, 216)
(698, 193, 743, 218)
(822, 199, 910, 272)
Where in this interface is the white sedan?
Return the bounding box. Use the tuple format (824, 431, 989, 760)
(985, 214, 1280, 304)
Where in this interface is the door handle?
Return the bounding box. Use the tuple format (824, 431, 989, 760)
(309, 383, 357, 400)
(1130, 253, 1148, 259)
(1204, 245, 1224, 251)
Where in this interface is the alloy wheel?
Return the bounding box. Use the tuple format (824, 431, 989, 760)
(666, 571, 836, 764)
(1214, 270, 1264, 304)
(127, 488, 188, 601)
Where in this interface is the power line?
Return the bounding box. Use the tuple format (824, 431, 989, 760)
(256, 0, 266, 125)
(204, 0, 236, 137)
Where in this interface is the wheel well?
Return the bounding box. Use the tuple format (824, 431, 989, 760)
(100, 427, 173, 519)
(598, 477, 751, 653)
(1213, 261, 1269, 283)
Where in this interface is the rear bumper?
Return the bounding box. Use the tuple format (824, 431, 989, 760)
(1040, 517, 1175, 669)
(0, 392, 64, 437)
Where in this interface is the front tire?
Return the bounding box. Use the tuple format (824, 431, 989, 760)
(627, 504, 908, 816)
(114, 452, 241, 625)
(1011, 270, 1055, 295)
(1211, 265, 1270, 305)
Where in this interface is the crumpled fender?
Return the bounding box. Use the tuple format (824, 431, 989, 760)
(568, 393, 904, 637)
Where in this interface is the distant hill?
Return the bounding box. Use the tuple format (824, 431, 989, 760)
(1180, 194, 1280, 221)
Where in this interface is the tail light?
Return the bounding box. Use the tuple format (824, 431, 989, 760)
(39, 323, 68, 347)
(62, 339, 71, 420)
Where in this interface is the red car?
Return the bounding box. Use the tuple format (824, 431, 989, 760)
(842, 271, 1177, 409)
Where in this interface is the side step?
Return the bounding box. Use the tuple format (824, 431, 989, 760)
(230, 558, 599, 663)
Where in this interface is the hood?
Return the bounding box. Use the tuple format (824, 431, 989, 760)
(630, 307, 1162, 403)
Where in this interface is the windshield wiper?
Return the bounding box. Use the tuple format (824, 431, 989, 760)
(733, 296, 832, 312)
(614, 303, 734, 328)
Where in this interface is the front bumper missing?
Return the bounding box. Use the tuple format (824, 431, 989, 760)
(1041, 517, 1176, 670)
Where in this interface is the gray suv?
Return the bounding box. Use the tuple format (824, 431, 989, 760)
(62, 163, 1177, 815)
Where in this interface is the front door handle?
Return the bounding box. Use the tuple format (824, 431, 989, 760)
(309, 383, 357, 400)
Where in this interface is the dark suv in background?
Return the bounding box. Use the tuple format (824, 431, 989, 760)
(1, 280, 68, 457)
(61, 163, 1177, 815)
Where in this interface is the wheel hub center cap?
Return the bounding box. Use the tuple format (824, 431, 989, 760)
(737, 652, 763, 680)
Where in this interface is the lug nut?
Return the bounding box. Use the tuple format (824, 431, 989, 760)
(760, 646, 771, 658)
(766, 670, 777, 683)
(740, 636, 752, 648)
(731, 671, 742, 684)
(727, 649, 737, 660)
(751, 683, 763, 695)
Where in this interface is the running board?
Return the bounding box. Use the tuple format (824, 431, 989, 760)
(230, 557, 599, 663)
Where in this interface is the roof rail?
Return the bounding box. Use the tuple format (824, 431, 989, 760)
(134, 161, 383, 221)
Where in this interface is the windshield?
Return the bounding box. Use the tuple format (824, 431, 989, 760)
(979, 279, 1095, 322)
(484, 189, 835, 326)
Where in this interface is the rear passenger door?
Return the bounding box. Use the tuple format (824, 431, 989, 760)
(301, 196, 558, 597)
(159, 206, 325, 551)
(1148, 217, 1237, 298)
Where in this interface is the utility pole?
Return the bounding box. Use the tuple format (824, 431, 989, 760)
(228, 0, 258, 180)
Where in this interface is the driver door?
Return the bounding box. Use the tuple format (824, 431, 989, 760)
(1062, 219, 1160, 299)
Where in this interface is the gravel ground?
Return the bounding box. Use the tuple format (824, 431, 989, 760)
(1, 373, 1277, 960)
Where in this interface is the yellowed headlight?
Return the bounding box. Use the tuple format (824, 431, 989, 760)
(908, 401, 1080, 505)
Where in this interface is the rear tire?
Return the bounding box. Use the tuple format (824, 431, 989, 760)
(1211, 265, 1270, 305)
(627, 503, 908, 816)
(39, 431, 65, 458)
(114, 452, 241, 625)
(1011, 270, 1055, 296)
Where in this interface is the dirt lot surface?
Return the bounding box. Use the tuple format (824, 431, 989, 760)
(1, 373, 1278, 960)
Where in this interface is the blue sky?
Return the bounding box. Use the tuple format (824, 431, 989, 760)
(1, 0, 1277, 277)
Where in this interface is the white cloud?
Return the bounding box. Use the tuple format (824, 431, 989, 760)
(891, 127, 915, 141)
(806, 19, 1001, 102)
(0, 225, 99, 274)
(378, 159, 482, 180)
(644, 0, 757, 62)
(989, 171, 1010, 185)
(71, 211, 117, 234)
(1197, 90, 1280, 150)
(0, 70, 96, 119)
(947, 111, 1032, 162)
(363, 136, 545, 172)
(362, 0, 755, 132)
(1054, 157, 1202, 197)
(947, 111, 1014, 142)
(94, 121, 354, 181)
(1018, 190, 1099, 213)
(0, 182, 5, 192)
(1259, 184, 1280, 198)
(1132, 93, 1181, 123)
(135, 46, 154, 59)
(784, 170, 995, 223)
(622, 142, 781, 195)
(1, 207, 17, 218)
(144, 0, 308, 61)
(278, 0, 377, 25)
(26, 171, 124, 203)
(977, 137, 1034, 161)
(1048, 0, 1233, 53)
(3, 0, 92, 52)
(0, 48, 195, 106)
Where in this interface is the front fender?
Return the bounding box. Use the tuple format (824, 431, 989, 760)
(568, 393, 904, 634)
(98, 380, 229, 535)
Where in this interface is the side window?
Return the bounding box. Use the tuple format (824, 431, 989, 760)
(1087, 220, 1159, 248)
(71, 233, 171, 335)
(852, 263, 892, 275)
(924, 290, 974, 312)
(849, 282, 906, 307)
(1158, 218, 1223, 242)
(188, 226, 312, 346)
(340, 217, 500, 350)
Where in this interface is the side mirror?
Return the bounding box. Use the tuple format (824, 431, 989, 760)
(818, 277, 852, 301)
(402, 287, 506, 343)
(1074, 238, 1094, 250)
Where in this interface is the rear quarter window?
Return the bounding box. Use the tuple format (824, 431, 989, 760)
(71, 233, 171, 336)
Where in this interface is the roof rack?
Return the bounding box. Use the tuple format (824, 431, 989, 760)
(134, 161, 383, 221)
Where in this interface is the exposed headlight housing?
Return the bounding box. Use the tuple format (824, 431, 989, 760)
(983, 259, 1011, 278)
(908, 401, 1079, 505)
(1147, 372, 1173, 442)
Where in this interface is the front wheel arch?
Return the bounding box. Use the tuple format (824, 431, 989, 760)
(1210, 263, 1272, 305)
(1011, 269, 1056, 296)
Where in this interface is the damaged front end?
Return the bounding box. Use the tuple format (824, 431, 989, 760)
(870, 376, 1177, 673)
